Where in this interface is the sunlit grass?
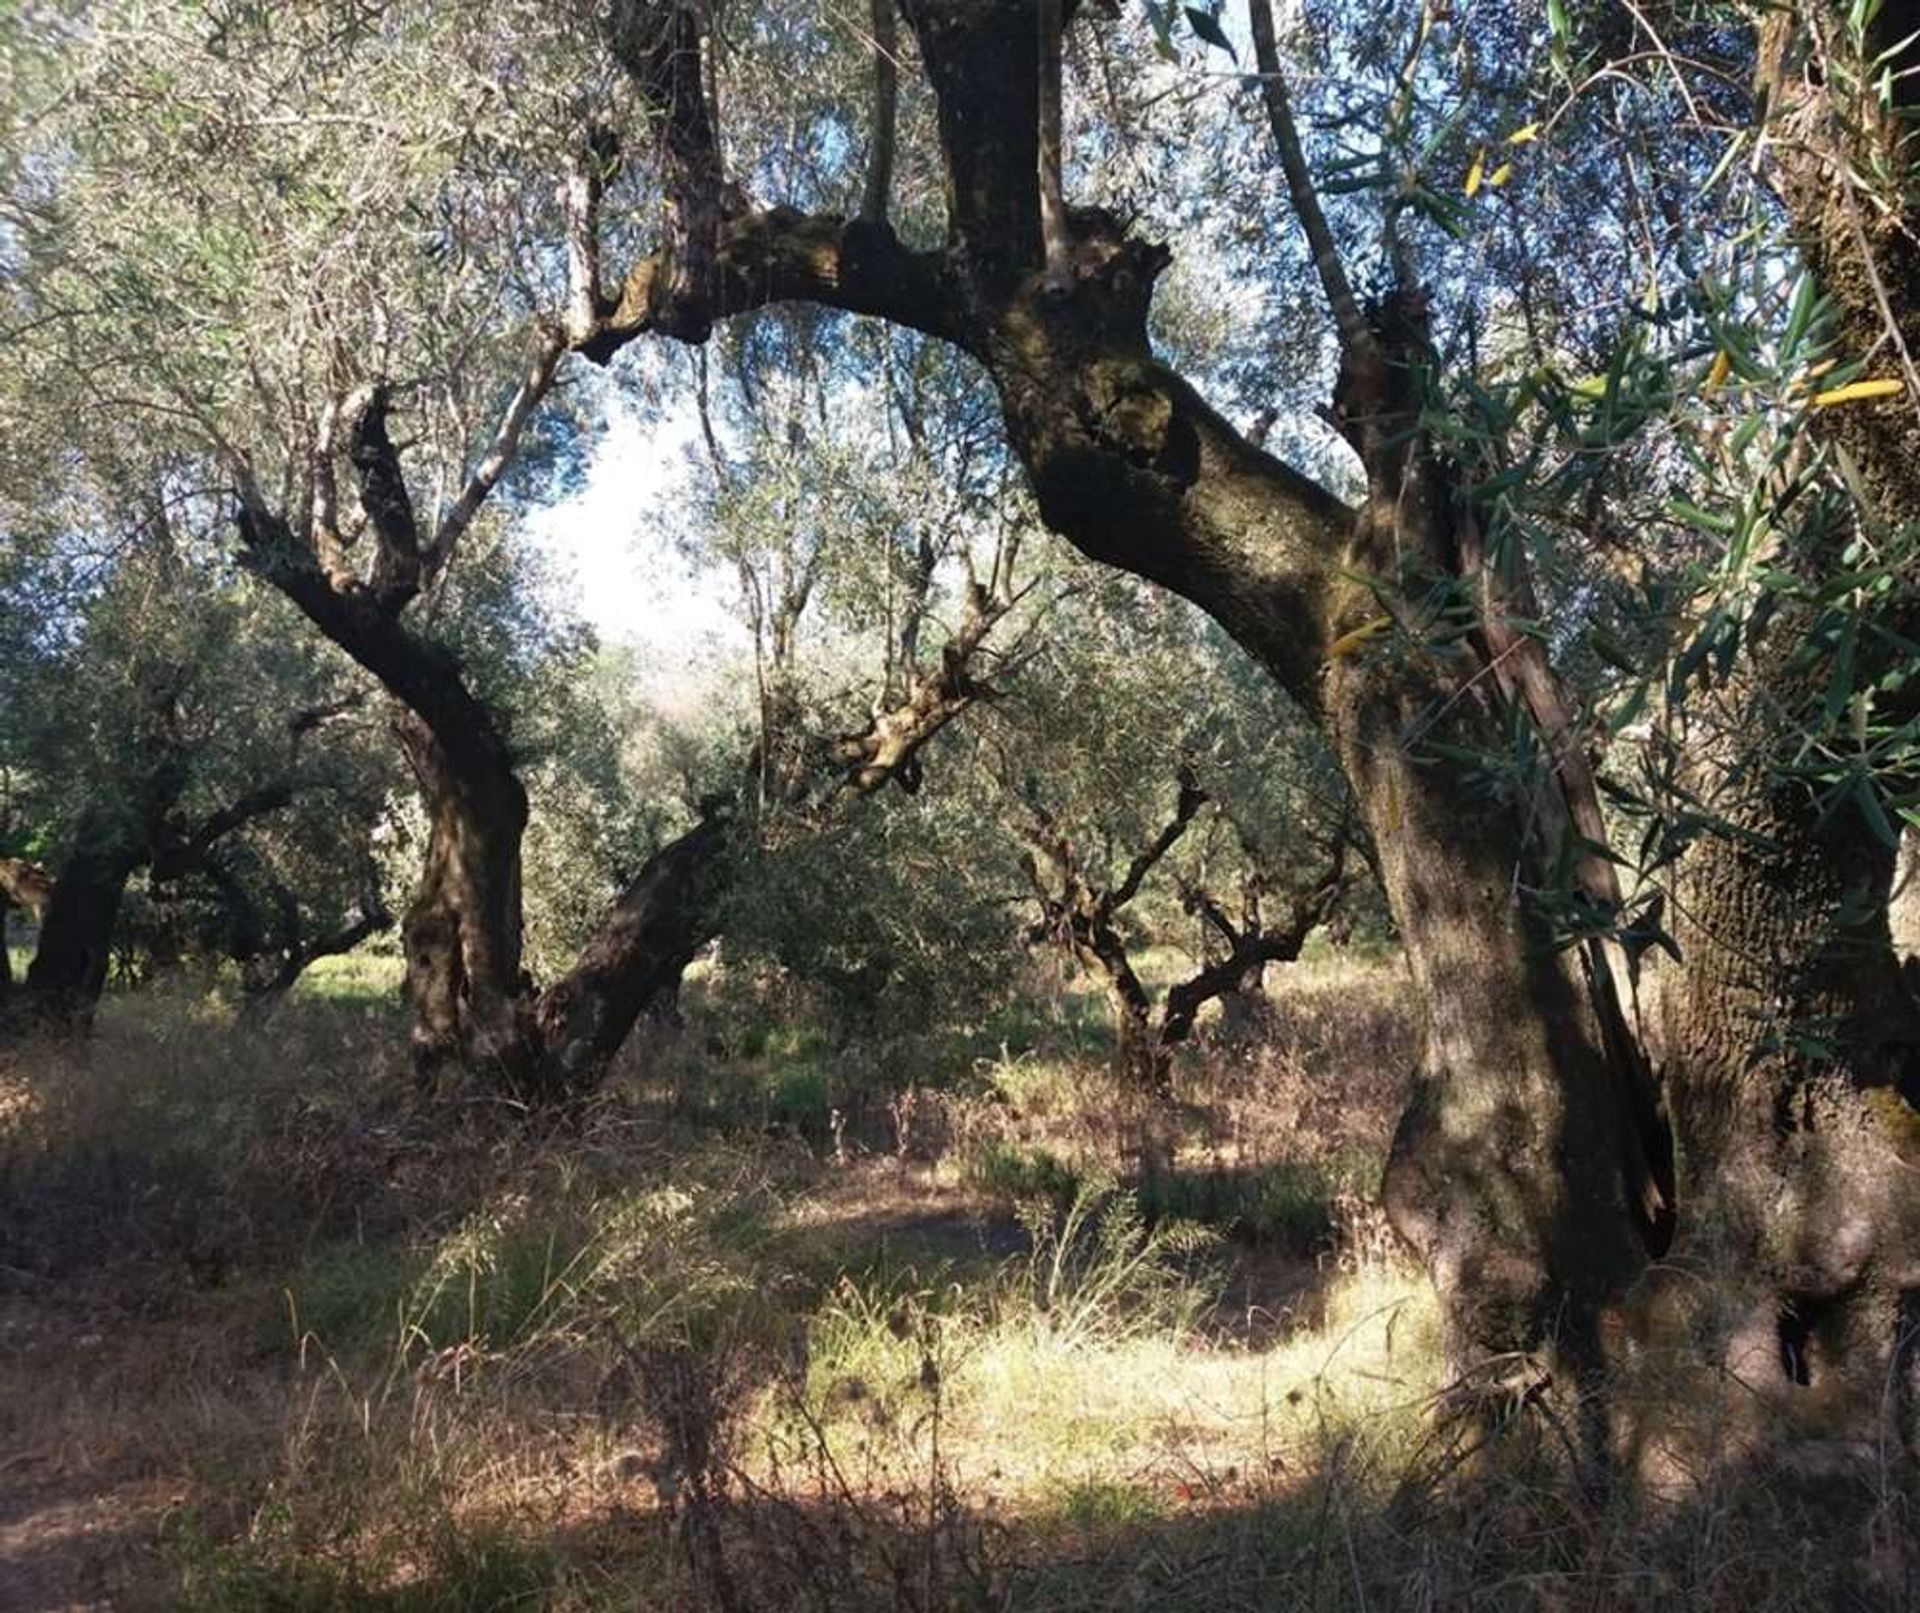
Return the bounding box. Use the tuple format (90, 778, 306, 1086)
(791, 1234, 1440, 1521)
(293, 948, 404, 1007)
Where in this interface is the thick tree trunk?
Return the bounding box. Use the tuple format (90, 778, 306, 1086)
(1659, 735, 1920, 1439)
(1001, 290, 1660, 1386)
(1093, 941, 1167, 1092)
(1331, 651, 1653, 1378)
(1626, 2, 1920, 1460)
(2, 660, 188, 1036)
(12, 824, 148, 1032)
(1213, 959, 1270, 1043)
(5, 751, 187, 1037)
(396, 701, 729, 1098)
(393, 712, 539, 1088)
(393, 680, 731, 1099)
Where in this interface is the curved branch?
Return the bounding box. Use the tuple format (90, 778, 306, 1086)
(426, 330, 566, 582)
(1107, 766, 1207, 913)
(149, 779, 297, 883)
(588, 208, 966, 361)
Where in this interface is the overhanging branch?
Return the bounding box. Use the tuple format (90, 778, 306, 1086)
(588, 208, 966, 361)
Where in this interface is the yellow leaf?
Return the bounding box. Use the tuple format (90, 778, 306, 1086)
(1704, 349, 1731, 393)
(1507, 122, 1541, 144)
(1325, 616, 1392, 661)
(1489, 162, 1513, 187)
(1785, 357, 1838, 394)
(1464, 149, 1485, 197)
(1811, 377, 1906, 407)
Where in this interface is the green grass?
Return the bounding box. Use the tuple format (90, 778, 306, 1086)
(962, 1141, 1371, 1253)
(282, 1242, 424, 1355)
(294, 949, 404, 1008)
(963, 1140, 1084, 1203)
(1139, 1154, 1377, 1249)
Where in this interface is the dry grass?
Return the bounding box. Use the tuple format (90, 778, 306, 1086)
(0, 957, 1913, 1610)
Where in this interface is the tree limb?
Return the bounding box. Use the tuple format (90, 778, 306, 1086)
(425, 329, 567, 583)
(859, 0, 900, 225)
(1037, 0, 1072, 290)
(1248, 0, 1376, 359)
(149, 779, 297, 882)
(604, 0, 736, 339)
(1106, 765, 1206, 913)
(588, 208, 967, 361)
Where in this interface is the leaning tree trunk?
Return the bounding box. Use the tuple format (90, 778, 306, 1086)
(392, 700, 730, 1098)
(1004, 308, 1660, 1396)
(230, 877, 394, 1026)
(6, 744, 188, 1038)
(9, 793, 187, 1036)
(529, 811, 732, 1094)
(12, 823, 149, 1033)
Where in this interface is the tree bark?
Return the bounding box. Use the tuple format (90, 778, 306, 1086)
(393, 710, 540, 1087)
(530, 811, 731, 1092)
(4, 674, 189, 1036)
(1630, 0, 1920, 1457)
(12, 816, 153, 1032)
(1659, 692, 1920, 1432)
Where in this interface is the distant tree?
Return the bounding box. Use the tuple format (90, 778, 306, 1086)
(976, 585, 1362, 1088)
(0, 475, 393, 1030)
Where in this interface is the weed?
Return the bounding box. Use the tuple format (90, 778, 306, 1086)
(1012, 1175, 1217, 1349)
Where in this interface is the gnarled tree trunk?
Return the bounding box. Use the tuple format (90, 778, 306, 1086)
(581, 0, 1668, 1395)
(393, 710, 538, 1085)
(530, 811, 732, 1093)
